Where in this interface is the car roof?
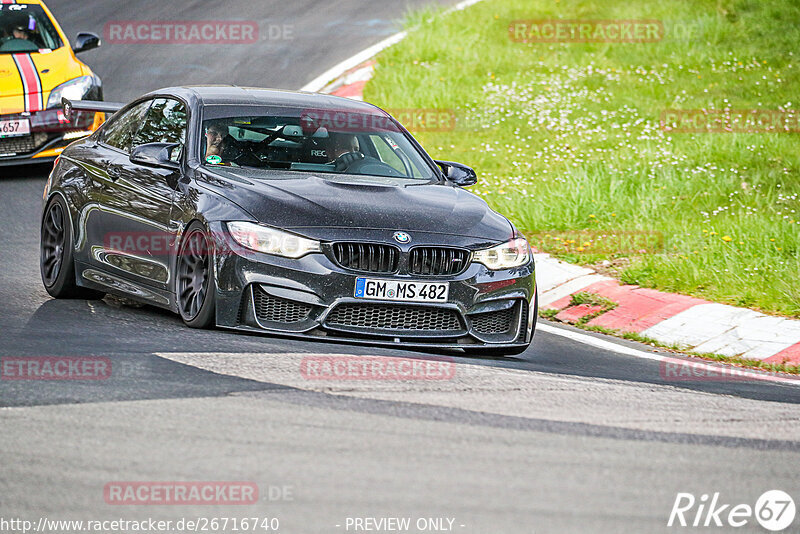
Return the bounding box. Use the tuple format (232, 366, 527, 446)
(146, 85, 388, 114)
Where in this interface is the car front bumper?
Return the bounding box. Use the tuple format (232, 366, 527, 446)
(211, 225, 537, 350)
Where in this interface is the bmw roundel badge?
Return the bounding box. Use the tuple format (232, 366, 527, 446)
(393, 231, 411, 244)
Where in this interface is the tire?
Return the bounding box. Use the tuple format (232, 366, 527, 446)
(176, 221, 216, 328)
(40, 196, 104, 299)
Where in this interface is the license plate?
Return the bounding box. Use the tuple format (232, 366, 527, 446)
(0, 118, 30, 138)
(354, 278, 449, 303)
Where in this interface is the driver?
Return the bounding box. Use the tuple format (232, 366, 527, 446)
(329, 133, 363, 171)
(330, 133, 359, 158)
(204, 121, 228, 162)
(12, 25, 30, 40)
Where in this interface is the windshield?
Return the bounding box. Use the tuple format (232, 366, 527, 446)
(200, 106, 437, 180)
(0, 3, 62, 53)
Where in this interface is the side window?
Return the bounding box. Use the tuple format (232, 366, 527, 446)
(102, 100, 152, 153)
(369, 135, 405, 174)
(133, 98, 188, 162)
(368, 135, 424, 178)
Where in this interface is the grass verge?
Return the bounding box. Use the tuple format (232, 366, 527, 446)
(366, 0, 800, 317)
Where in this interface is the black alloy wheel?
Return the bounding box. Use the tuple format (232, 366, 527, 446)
(41, 200, 66, 287)
(40, 196, 104, 299)
(177, 222, 216, 328)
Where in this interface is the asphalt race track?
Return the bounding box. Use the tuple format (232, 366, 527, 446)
(1, 1, 799, 533)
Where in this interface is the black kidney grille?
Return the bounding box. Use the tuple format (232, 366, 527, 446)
(253, 286, 313, 324)
(332, 242, 400, 273)
(326, 303, 462, 332)
(408, 247, 470, 276)
(470, 306, 515, 335)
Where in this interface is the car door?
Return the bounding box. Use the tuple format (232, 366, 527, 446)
(86, 97, 187, 292)
(76, 98, 153, 283)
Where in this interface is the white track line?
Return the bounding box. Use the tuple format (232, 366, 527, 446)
(300, 0, 486, 93)
(538, 323, 800, 387)
(301, 32, 407, 93)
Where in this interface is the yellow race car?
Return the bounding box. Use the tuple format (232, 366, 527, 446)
(0, 0, 104, 166)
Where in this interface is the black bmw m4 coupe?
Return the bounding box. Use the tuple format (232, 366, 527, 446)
(41, 86, 537, 355)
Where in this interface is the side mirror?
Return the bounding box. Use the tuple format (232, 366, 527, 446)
(130, 142, 180, 170)
(74, 32, 101, 54)
(436, 160, 477, 187)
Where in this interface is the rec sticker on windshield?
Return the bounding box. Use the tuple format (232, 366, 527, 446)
(205, 155, 222, 164)
(355, 278, 449, 303)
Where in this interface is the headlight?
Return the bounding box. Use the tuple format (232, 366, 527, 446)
(46, 76, 95, 109)
(473, 237, 531, 270)
(227, 221, 321, 259)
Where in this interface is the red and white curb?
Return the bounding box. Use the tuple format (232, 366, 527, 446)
(302, 3, 800, 367)
(534, 253, 800, 364)
(320, 60, 375, 101)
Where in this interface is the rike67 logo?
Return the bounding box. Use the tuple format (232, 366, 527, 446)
(668, 490, 796, 531)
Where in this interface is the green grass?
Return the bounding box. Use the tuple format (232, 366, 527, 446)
(568, 291, 617, 325)
(539, 308, 559, 320)
(569, 291, 617, 310)
(366, 0, 800, 317)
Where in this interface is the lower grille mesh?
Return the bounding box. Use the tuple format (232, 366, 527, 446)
(253, 286, 313, 324)
(470, 306, 515, 334)
(326, 303, 461, 332)
(0, 132, 47, 156)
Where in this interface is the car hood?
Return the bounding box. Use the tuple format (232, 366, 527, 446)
(200, 167, 513, 242)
